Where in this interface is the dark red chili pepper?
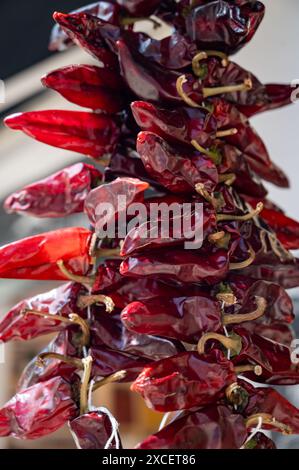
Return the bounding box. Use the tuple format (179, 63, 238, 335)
(239, 379, 299, 433)
(183, 1, 265, 55)
(0, 227, 92, 281)
(136, 405, 248, 449)
(42, 65, 124, 113)
(241, 258, 299, 289)
(131, 350, 236, 411)
(4, 163, 102, 218)
(0, 377, 78, 439)
(53, 12, 120, 68)
(242, 322, 295, 347)
(4, 110, 120, 160)
(0, 282, 84, 342)
(117, 0, 161, 16)
(120, 247, 229, 284)
(84, 177, 149, 234)
(49, 2, 121, 51)
(137, 131, 218, 193)
(257, 206, 299, 250)
(244, 432, 276, 449)
(69, 409, 122, 449)
(237, 83, 295, 118)
(121, 295, 267, 343)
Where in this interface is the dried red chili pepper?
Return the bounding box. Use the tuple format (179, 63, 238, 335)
(117, 0, 161, 16)
(131, 350, 238, 411)
(84, 177, 149, 235)
(4, 110, 120, 160)
(120, 247, 229, 284)
(121, 295, 266, 343)
(183, 1, 265, 55)
(137, 131, 218, 193)
(4, 163, 102, 218)
(238, 83, 295, 117)
(0, 377, 78, 439)
(69, 409, 122, 449)
(244, 432, 276, 449)
(42, 65, 124, 113)
(53, 12, 120, 68)
(0, 227, 92, 281)
(49, 2, 121, 51)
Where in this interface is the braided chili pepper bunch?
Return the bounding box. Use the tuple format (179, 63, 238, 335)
(1, 0, 299, 449)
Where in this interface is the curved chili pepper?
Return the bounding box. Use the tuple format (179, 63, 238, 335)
(120, 247, 229, 284)
(49, 2, 121, 51)
(69, 409, 122, 449)
(137, 131, 218, 193)
(84, 177, 149, 234)
(4, 163, 102, 218)
(183, 1, 265, 55)
(0, 227, 92, 281)
(0, 377, 78, 439)
(0, 283, 84, 342)
(238, 84, 294, 118)
(4, 110, 120, 160)
(131, 350, 237, 411)
(257, 206, 299, 250)
(53, 12, 120, 68)
(42, 65, 124, 113)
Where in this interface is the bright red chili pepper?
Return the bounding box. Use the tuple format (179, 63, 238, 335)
(0, 227, 92, 281)
(4, 163, 102, 218)
(4, 110, 120, 160)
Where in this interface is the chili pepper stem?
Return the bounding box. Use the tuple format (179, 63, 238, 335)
(235, 365, 262, 376)
(56, 260, 94, 286)
(217, 202, 264, 222)
(218, 173, 236, 185)
(192, 52, 208, 76)
(36, 352, 83, 369)
(121, 16, 161, 29)
(223, 297, 267, 325)
(215, 128, 238, 138)
(225, 383, 249, 410)
(198, 332, 242, 356)
(203, 79, 253, 98)
(92, 370, 127, 391)
(95, 248, 121, 258)
(191, 140, 221, 165)
(176, 75, 201, 108)
(216, 292, 237, 306)
(245, 413, 292, 435)
(195, 183, 218, 207)
(80, 356, 93, 415)
(208, 231, 226, 243)
(69, 314, 90, 346)
(77, 295, 115, 313)
(229, 245, 256, 270)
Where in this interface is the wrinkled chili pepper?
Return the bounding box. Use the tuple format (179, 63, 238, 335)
(4, 163, 102, 218)
(0, 377, 78, 439)
(0, 227, 92, 281)
(49, 2, 121, 51)
(42, 65, 124, 113)
(69, 409, 122, 449)
(84, 177, 149, 235)
(131, 350, 237, 411)
(4, 110, 120, 160)
(121, 295, 266, 343)
(183, 1, 265, 55)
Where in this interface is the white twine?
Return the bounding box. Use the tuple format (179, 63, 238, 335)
(87, 379, 121, 449)
(222, 324, 231, 361)
(240, 416, 263, 449)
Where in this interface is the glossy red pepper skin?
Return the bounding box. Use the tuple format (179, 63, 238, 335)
(0, 377, 78, 439)
(42, 65, 124, 113)
(137, 131, 218, 193)
(257, 206, 299, 250)
(240, 379, 299, 434)
(131, 350, 236, 412)
(121, 294, 222, 343)
(49, 2, 121, 51)
(4, 110, 120, 160)
(120, 247, 229, 285)
(84, 177, 149, 234)
(237, 84, 294, 117)
(183, 1, 265, 55)
(0, 283, 83, 342)
(242, 322, 295, 347)
(117, 0, 161, 16)
(241, 258, 299, 289)
(4, 163, 102, 218)
(69, 410, 121, 449)
(53, 12, 120, 69)
(0, 227, 92, 281)
(136, 405, 248, 449)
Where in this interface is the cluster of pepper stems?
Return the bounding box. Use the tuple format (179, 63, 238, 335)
(1, 0, 299, 449)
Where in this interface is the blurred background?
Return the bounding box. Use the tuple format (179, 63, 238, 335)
(0, 0, 299, 449)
